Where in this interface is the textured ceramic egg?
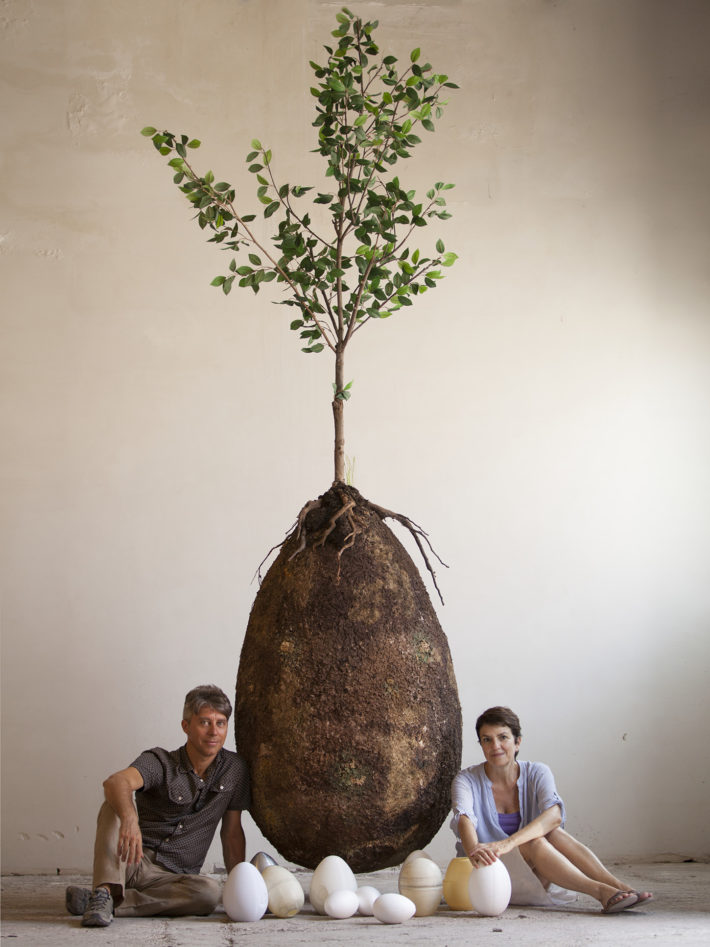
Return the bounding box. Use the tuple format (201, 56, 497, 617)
(309, 855, 357, 915)
(398, 853, 443, 916)
(403, 849, 434, 864)
(250, 851, 277, 872)
(442, 856, 473, 910)
(373, 892, 416, 924)
(468, 859, 512, 916)
(261, 864, 304, 918)
(356, 885, 381, 916)
(324, 889, 359, 919)
(222, 862, 269, 922)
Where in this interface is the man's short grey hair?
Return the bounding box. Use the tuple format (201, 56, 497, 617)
(183, 684, 232, 722)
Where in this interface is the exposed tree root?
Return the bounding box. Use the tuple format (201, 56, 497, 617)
(289, 499, 323, 561)
(255, 487, 447, 604)
(369, 502, 448, 606)
(315, 493, 356, 548)
(254, 498, 322, 583)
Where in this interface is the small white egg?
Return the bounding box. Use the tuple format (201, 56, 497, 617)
(261, 864, 304, 918)
(222, 862, 268, 922)
(356, 885, 381, 915)
(309, 855, 357, 915)
(468, 858, 512, 916)
(324, 889, 359, 919)
(373, 892, 416, 924)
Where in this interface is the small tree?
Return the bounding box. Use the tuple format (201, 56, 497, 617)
(142, 7, 457, 485)
(142, 7, 463, 872)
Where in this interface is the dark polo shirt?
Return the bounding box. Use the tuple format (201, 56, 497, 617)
(131, 745, 250, 874)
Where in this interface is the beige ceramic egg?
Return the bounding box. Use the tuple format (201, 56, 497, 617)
(373, 892, 416, 924)
(467, 858, 512, 916)
(442, 856, 473, 910)
(222, 862, 269, 922)
(309, 855, 357, 914)
(261, 864, 304, 918)
(398, 853, 443, 916)
(403, 849, 434, 864)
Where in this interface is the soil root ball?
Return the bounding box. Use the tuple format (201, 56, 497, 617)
(236, 485, 462, 871)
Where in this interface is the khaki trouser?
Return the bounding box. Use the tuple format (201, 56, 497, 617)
(92, 802, 221, 917)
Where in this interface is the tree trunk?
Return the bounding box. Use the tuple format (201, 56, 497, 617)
(332, 343, 345, 483)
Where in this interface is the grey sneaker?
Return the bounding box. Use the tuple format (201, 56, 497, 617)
(81, 887, 114, 927)
(65, 885, 91, 915)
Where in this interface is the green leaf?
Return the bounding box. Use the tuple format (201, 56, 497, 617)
(251, 139, 262, 150)
(210, 276, 225, 286)
(442, 251, 458, 267)
(187, 139, 201, 148)
(248, 253, 262, 266)
(264, 201, 280, 218)
(141, 126, 157, 136)
(436, 238, 445, 254)
(410, 47, 421, 62)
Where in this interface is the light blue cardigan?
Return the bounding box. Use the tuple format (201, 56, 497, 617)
(450, 760, 566, 855)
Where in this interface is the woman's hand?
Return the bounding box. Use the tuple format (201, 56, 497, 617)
(467, 839, 512, 867)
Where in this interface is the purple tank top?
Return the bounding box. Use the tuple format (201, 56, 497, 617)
(498, 811, 521, 835)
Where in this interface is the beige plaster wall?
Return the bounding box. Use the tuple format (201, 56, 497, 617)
(2, 0, 709, 873)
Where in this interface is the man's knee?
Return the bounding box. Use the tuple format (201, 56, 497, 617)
(185, 876, 221, 915)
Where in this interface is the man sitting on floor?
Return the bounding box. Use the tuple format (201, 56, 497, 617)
(66, 684, 250, 927)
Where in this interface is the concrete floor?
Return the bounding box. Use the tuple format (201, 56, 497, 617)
(2, 860, 709, 946)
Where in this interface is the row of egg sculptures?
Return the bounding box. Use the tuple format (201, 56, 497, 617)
(312, 855, 416, 924)
(442, 855, 512, 916)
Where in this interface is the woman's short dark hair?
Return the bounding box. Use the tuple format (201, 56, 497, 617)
(183, 684, 232, 722)
(475, 706, 522, 742)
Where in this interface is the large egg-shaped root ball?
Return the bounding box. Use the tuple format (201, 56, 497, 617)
(235, 485, 462, 872)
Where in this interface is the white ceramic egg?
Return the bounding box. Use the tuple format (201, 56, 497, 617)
(356, 885, 381, 916)
(324, 889, 359, 919)
(309, 855, 357, 915)
(398, 853, 443, 916)
(261, 864, 305, 918)
(373, 892, 416, 924)
(467, 858, 512, 916)
(222, 862, 269, 922)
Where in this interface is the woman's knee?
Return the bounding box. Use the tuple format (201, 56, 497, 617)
(518, 836, 548, 868)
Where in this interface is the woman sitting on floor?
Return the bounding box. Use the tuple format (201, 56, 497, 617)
(450, 706, 654, 913)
